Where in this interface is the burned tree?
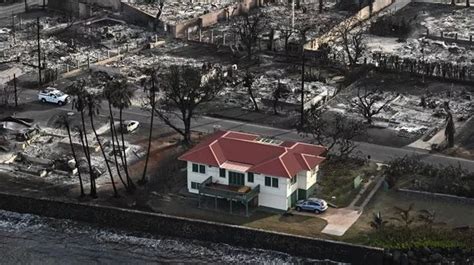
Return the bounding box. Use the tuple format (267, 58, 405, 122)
(233, 12, 267, 60)
(303, 108, 367, 158)
(444, 102, 455, 148)
(272, 79, 286, 115)
(243, 70, 259, 112)
(155, 64, 225, 146)
(333, 17, 366, 66)
(351, 87, 399, 124)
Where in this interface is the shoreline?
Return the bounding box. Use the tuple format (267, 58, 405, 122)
(0, 191, 384, 265)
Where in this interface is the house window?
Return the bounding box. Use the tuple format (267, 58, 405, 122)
(265, 177, 279, 188)
(191, 182, 199, 189)
(291, 175, 297, 185)
(199, 165, 206, 174)
(219, 168, 226, 178)
(229, 171, 245, 186)
(272, 177, 279, 188)
(265, 176, 271, 187)
(192, 163, 199, 172)
(247, 172, 254, 183)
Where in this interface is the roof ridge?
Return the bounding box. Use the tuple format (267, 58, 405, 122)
(277, 150, 292, 178)
(182, 131, 228, 162)
(209, 141, 222, 166)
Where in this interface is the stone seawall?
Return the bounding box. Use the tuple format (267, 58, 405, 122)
(0, 192, 384, 265)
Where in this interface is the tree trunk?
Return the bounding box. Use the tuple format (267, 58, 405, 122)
(65, 122, 85, 197)
(108, 103, 128, 189)
(120, 108, 135, 191)
(467, 0, 470, 7)
(451, 0, 455, 5)
(273, 98, 278, 115)
(90, 113, 118, 197)
(80, 110, 97, 198)
(319, 0, 323, 13)
(248, 87, 259, 112)
(183, 114, 192, 146)
(140, 85, 156, 185)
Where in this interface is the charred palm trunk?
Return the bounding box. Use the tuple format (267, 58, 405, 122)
(108, 102, 128, 189)
(140, 82, 156, 185)
(65, 122, 85, 197)
(89, 112, 118, 197)
(80, 109, 97, 198)
(120, 108, 135, 191)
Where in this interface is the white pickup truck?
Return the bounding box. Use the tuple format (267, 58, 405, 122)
(38, 88, 70, 106)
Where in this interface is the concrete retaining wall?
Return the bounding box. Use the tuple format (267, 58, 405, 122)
(397, 188, 474, 204)
(0, 0, 42, 19)
(305, 0, 395, 50)
(0, 191, 385, 265)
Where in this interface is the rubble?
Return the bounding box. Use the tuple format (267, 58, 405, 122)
(129, 0, 240, 25)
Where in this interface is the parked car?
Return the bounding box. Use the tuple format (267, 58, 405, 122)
(0, 28, 11, 34)
(38, 88, 70, 106)
(121, 120, 139, 133)
(295, 198, 328, 214)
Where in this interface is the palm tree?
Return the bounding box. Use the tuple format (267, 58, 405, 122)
(86, 92, 119, 198)
(103, 79, 129, 190)
(418, 209, 445, 230)
(370, 211, 387, 231)
(55, 114, 85, 197)
(67, 80, 97, 198)
(139, 68, 158, 185)
(110, 80, 136, 191)
(391, 203, 415, 228)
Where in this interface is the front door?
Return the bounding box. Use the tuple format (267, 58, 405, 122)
(229, 171, 245, 186)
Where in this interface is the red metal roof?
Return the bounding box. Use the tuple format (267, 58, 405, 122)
(179, 131, 327, 178)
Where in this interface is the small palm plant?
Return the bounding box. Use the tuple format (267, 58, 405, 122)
(391, 203, 415, 228)
(418, 209, 445, 230)
(370, 211, 388, 231)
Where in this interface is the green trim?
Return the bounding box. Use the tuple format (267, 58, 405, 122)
(288, 190, 298, 207)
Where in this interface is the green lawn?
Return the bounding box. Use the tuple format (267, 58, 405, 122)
(342, 189, 474, 249)
(317, 159, 378, 208)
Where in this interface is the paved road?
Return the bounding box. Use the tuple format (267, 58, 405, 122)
(15, 89, 474, 172)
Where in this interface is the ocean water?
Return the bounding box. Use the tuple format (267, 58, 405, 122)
(0, 210, 342, 264)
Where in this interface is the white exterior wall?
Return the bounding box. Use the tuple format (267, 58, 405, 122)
(297, 165, 319, 190)
(254, 173, 289, 210)
(186, 162, 321, 211)
(187, 162, 221, 193)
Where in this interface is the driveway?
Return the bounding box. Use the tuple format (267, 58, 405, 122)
(292, 208, 362, 236)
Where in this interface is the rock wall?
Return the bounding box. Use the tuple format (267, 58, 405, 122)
(0, 191, 384, 265)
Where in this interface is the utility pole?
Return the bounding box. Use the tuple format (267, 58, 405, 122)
(37, 17, 42, 86)
(11, 14, 16, 44)
(291, 0, 295, 30)
(13, 73, 18, 108)
(300, 52, 305, 127)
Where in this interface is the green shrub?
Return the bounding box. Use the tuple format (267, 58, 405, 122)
(384, 155, 474, 198)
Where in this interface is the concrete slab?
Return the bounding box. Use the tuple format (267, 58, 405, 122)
(292, 208, 362, 236)
(320, 208, 362, 236)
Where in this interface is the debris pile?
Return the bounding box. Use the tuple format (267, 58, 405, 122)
(130, 0, 240, 24)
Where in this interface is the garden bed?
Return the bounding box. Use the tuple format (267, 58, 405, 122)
(317, 159, 378, 208)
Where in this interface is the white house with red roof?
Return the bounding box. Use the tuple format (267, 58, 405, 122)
(179, 130, 327, 213)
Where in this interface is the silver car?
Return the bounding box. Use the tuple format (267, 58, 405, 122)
(295, 198, 328, 214)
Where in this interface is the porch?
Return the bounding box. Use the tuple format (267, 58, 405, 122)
(198, 176, 260, 217)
